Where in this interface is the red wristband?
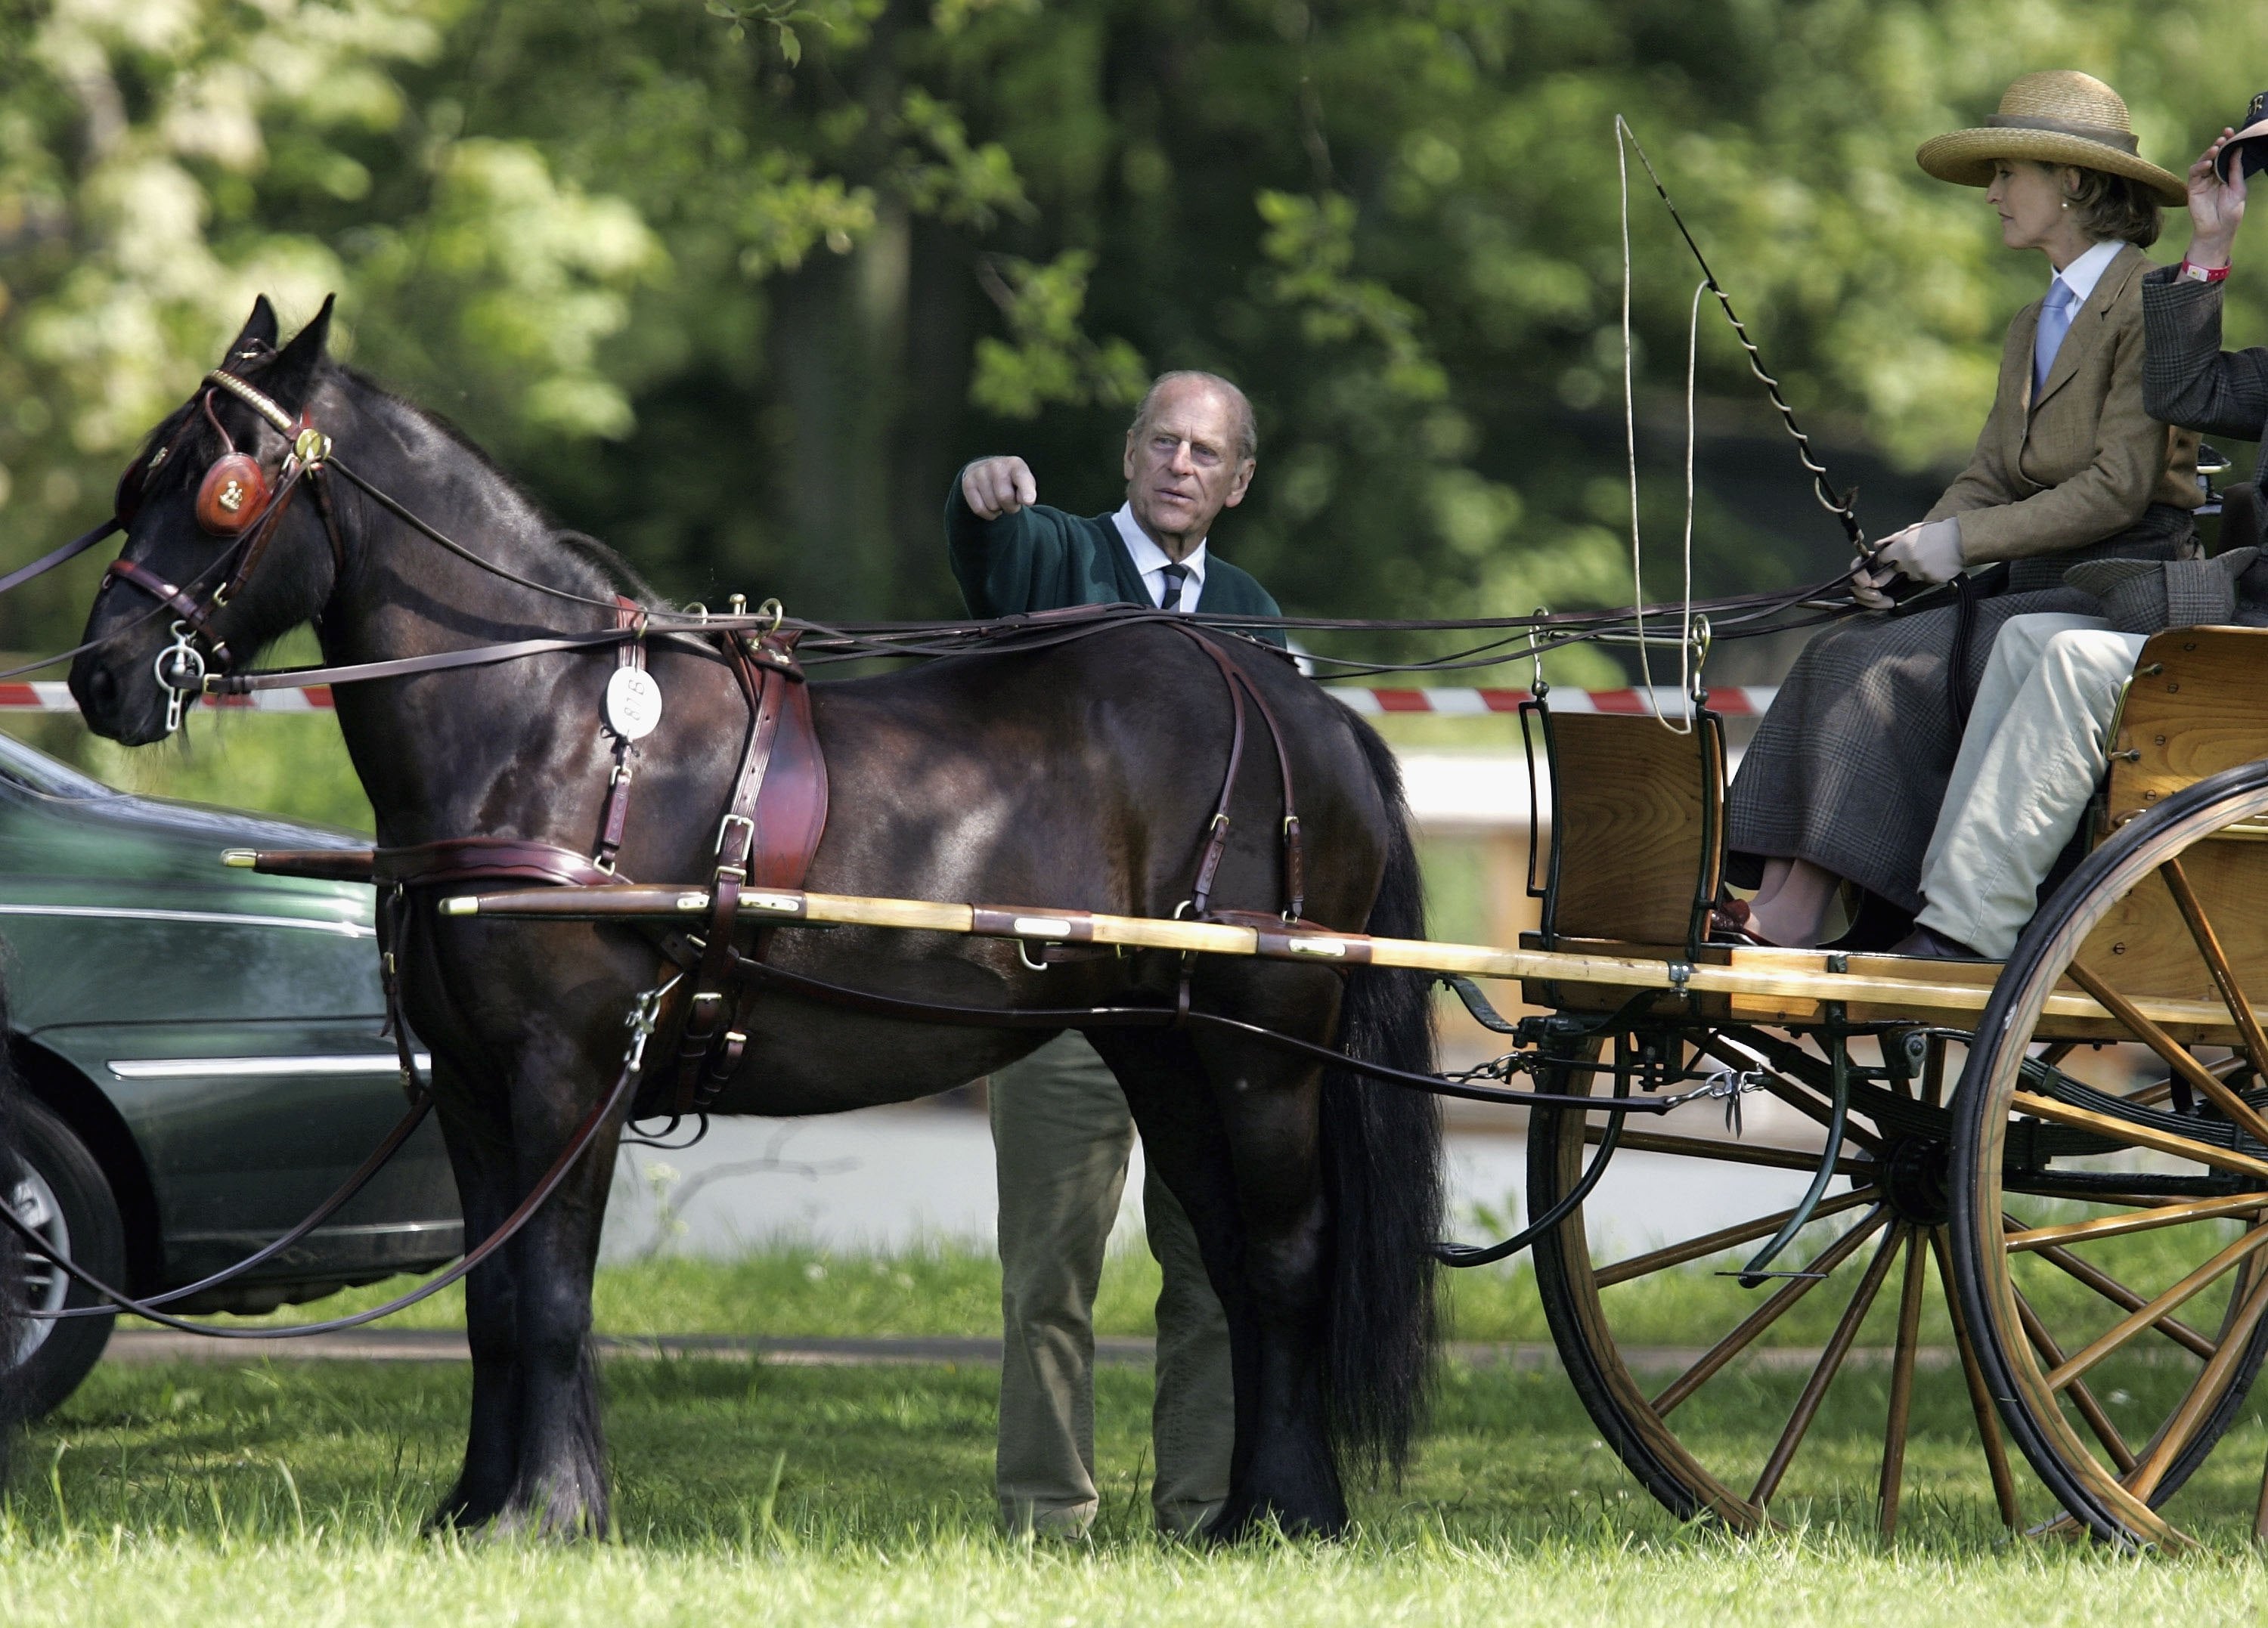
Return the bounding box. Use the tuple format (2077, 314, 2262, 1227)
(2179, 258, 2233, 284)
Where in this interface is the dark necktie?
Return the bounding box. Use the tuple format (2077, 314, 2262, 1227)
(1159, 562, 1191, 611)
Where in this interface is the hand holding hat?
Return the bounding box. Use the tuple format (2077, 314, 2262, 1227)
(2189, 116, 2256, 271)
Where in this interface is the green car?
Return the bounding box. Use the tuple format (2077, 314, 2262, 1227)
(0, 731, 459, 1415)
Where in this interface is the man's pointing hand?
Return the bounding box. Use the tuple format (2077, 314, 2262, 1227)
(962, 456, 1040, 521)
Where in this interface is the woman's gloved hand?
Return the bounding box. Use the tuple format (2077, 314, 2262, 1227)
(1849, 517, 1965, 610)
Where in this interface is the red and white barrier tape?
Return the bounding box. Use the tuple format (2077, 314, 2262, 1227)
(1333, 686, 1775, 717)
(0, 682, 335, 713)
(0, 682, 1776, 717)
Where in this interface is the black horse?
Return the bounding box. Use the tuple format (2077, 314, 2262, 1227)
(67, 299, 1443, 1540)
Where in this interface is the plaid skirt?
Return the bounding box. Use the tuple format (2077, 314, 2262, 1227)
(1725, 509, 2193, 912)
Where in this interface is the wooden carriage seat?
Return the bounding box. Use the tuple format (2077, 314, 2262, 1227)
(2080, 626, 2268, 1004)
(1536, 709, 1726, 951)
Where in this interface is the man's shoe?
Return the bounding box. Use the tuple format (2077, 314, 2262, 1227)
(1889, 923, 1989, 961)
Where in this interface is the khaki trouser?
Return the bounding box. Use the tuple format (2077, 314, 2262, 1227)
(990, 1032, 1234, 1538)
(1916, 611, 2146, 958)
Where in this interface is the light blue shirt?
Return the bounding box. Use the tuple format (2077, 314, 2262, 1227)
(1111, 503, 1210, 610)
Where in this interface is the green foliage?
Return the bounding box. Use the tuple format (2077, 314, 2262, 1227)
(7, 0, 2268, 669)
(970, 249, 1147, 418)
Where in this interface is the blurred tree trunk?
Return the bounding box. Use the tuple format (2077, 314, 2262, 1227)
(888, 216, 978, 615)
(768, 197, 909, 617)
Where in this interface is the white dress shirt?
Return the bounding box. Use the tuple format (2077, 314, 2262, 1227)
(1112, 503, 1207, 610)
(2052, 236, 2123, 311)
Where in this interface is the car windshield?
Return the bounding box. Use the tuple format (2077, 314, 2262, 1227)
(0, 732, 118, 800)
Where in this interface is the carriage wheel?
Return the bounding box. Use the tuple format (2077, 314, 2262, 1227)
(1949, 761, 2268, 1550)
(1526, 1026, 2046, 1534)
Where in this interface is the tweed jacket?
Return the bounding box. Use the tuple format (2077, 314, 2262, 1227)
(1926, 243, 2198, 562)
(2141, 265, 2268, 549)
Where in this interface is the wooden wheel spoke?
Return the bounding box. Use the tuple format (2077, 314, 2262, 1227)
(2009, 1089, 2268, 1182)
(2006, 1194, 2268, 1252)
(1750, 1222, 1907, 1506)
(2009, 1221, 2219, 1362)
(2068, 959, 2268, 1150)
(1582, 1123, 1872, 1178)
(1922, 1034, 1950, 1106)
(2125, 1266, 2268, 1503)
(1928, 1227, 2022, 1528)
(1596, 1189, 1879, 1288)
(2044, 1222, 2268, 1391)
(2160, 858, 2268, 1103)
(1650, 1209, 1888, 1417)
(1876, 1228, 1931, 1537)
(2015, 1288, 2137, 1474)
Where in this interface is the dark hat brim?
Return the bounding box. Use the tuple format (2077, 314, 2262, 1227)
(2215, 118, 2268, 182)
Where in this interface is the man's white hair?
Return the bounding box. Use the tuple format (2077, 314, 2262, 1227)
(1129, 371, 1257, 463)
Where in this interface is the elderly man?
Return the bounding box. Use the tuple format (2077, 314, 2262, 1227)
(1904, 122, 2268, 960)
(946, 370, 1281, 1539)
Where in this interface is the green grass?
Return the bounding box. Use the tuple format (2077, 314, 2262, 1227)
(9, 1353, 2268, 1626)
(34, 1237, 2268, 1623)
(261, 1236, 1563, 1344)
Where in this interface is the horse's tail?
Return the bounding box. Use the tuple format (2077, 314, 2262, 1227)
(1319, 719, 1444, 1479)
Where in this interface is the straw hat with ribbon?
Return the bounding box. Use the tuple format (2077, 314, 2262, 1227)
(1917, 70, 2185, 206)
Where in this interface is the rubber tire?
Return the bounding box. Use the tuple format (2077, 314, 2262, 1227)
(3, 1094, 125, 1422)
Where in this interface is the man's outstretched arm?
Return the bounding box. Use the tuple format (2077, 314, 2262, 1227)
(947, 456, 1080, 616)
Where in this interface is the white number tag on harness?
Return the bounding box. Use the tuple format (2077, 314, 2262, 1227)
(604, 667, 664, 741)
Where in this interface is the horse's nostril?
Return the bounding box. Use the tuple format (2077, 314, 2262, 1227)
(81, 664, 116, 715)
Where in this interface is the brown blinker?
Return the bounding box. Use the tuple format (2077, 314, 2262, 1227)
(197, 452, 271, 536)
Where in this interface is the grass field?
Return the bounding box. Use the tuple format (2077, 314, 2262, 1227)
(9, 1242, 2268, 1624)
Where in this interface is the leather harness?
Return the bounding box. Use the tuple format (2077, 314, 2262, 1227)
(98, 363, 1312, 1124)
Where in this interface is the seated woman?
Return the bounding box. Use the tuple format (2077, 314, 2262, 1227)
(1727, 70, 2198, 948)
(1907, 119, 2268, 959)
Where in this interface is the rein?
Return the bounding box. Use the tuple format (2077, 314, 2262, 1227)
(5, 980, 671, 1338)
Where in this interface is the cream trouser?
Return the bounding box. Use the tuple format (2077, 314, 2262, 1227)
(990, 1032, 1233, 1538)
(1915, 612, 2146, 958)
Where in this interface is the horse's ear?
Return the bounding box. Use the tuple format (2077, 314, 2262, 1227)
(262, 295, 336, 410)
(224, 296, 280, 364)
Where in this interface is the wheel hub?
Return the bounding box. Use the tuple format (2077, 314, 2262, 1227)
(1876, 1134, 1950, 1227)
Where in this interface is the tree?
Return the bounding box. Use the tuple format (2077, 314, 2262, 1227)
(5, 0, 2263, 678)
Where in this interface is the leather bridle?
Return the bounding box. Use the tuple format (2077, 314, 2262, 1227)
(98, 366, 348, 734)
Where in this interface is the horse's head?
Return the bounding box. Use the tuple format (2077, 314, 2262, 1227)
(70, 296, 342, 744)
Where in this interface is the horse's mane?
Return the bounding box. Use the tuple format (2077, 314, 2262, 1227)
(333, 363, 664, 608)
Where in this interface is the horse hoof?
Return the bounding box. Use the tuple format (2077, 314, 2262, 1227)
(1202, 1499, 1349, 1544)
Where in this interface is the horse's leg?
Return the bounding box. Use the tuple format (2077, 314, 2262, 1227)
(429, 1081, 523, 1530)
(1093, 1000, 1345, 1540)
(494, 1035, 623, 1538)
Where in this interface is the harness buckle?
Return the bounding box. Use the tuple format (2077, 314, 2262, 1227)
(714, 812, 756, 865)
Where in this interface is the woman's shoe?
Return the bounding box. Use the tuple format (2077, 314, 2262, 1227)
(1708, 898, 1771, 946)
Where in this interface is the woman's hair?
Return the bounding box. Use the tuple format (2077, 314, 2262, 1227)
(2062, 164, 2162, 248)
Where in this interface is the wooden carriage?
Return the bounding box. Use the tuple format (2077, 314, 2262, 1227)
(1508, 625, 2268, 1550)
(441, 624, 2268, 1550)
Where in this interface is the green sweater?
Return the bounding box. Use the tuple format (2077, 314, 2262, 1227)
(946, 478, 1286, 648)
